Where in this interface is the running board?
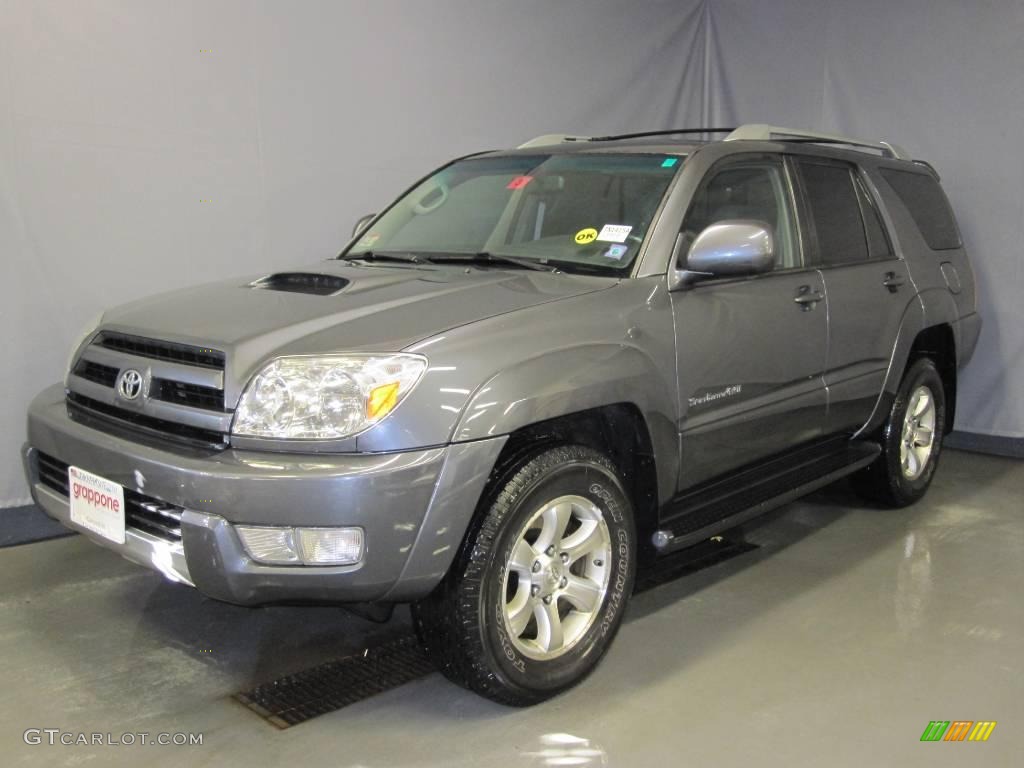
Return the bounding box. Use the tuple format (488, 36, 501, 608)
(653, 440, 881, 554)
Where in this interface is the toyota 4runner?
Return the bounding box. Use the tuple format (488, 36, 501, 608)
(23, 124, 981, 705)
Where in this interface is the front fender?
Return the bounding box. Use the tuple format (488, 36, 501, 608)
(452, 343, 679, 504)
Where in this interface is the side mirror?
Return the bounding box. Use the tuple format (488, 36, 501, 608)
(352, 213, 376, 238)
(670, 220, 774, 289)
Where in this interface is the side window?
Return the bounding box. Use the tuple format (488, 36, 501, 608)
(681, 157, 799, 270)
(795, 159, 870, 266)
(854, 175, 893, 260)
(879, 168, 962, 250)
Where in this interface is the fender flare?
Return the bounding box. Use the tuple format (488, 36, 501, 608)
(855, 289, 958, 438)
(450, 342, 679, 504)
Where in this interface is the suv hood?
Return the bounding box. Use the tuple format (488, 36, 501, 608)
(100, 260, 613, 381)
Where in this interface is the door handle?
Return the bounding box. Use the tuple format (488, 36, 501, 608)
(883, 272, 905, 292)
(794, 285, 824, 310)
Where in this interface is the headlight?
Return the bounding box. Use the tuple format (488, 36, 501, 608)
(64, 311, 104, 387)
(231, 354, 427, 439)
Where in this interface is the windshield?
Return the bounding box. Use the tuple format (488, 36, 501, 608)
(342, 153, 683, 275)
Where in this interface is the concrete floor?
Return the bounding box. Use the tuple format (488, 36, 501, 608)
(2, 449, 1020, 767)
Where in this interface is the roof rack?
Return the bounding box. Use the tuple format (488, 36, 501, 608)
(587, 127, 737, 142)
(517, 127, 735, 149)
(912, 159, 940, 180)
(725, 124, 911, 160)
(517, 124, 913, 161)
(517, 133, 591, 148)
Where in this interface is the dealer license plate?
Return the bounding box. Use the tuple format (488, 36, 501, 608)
(68, 465, 126, 544)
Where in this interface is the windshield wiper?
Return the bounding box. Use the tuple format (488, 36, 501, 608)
(342, 250, 425, 264)
(427, 252, 559, 273)
(344, 250, 559, 273)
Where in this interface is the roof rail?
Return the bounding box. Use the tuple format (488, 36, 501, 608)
(517, 133, 591, 149)
(912, 159, 941, 180)
(725, 124, 911, 160)
(588, 127, 736, 142)
(517, 127, 735, 148)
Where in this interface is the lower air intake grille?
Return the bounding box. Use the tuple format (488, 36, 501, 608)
(124, 492, 184, 541)
(35, 452, 184, 542)
(37, 452, 70, 496)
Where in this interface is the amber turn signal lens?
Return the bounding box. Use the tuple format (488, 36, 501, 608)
(367, 381, 401, 419)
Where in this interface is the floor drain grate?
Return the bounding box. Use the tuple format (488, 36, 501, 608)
(234, 634, 434, 728)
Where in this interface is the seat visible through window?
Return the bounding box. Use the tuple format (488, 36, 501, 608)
(681, 160, 798, 270)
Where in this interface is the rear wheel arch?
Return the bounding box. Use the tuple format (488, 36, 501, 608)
(907, 323, 957, 434)
(853, 356, 946, 507)
(857, 296, 957, 438)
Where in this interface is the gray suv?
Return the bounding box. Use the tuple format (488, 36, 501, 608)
(23, 124, 980, 705)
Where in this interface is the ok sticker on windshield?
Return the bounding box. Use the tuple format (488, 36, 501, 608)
(574, 228, 598, 245)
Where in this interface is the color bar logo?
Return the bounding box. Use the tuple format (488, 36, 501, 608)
(920, 721, 996, 742)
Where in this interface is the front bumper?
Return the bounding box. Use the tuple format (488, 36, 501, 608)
(24, 384, 505, 605)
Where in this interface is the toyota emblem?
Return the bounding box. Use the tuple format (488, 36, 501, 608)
(117, 369, 144, 400)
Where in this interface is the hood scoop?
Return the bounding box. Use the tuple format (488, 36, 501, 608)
(250, 272, 349, 296)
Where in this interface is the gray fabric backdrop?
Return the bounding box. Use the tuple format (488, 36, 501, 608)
(707, 0, 1024, 451)
(1, 0, 1019, 506)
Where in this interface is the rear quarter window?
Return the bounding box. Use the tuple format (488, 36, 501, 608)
(879, 168, 962, 250)
(795, 158, 870, 266)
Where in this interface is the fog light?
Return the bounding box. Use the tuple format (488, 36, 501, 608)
(236, 526, 299, 564)
(295, 527, 364, 565)
(236, 525, 364, 566)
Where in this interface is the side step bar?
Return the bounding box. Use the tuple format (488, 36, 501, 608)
(653, 440, 881, 554)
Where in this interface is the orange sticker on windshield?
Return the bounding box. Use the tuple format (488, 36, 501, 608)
(574, 228, 598, 245)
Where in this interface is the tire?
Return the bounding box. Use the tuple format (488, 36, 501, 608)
(853, 357, 946, 507)
(412, 444, 636, 706)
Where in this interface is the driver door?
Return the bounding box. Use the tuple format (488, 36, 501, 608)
(671, 154, 829, 490)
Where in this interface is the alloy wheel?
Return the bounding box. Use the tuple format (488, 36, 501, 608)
(501, 494, 612, 661)
(900, 385, 937, 480)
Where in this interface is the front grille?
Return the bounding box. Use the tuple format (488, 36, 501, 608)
(73, 361, 224, 413)
(74, 360, 119, 388)
(35, 452, 184, 542)
(97, 332, 225, 370)
(67, 332, 231, 449)
(151, 378, 224, 411)
(68, 392, 228, 449)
